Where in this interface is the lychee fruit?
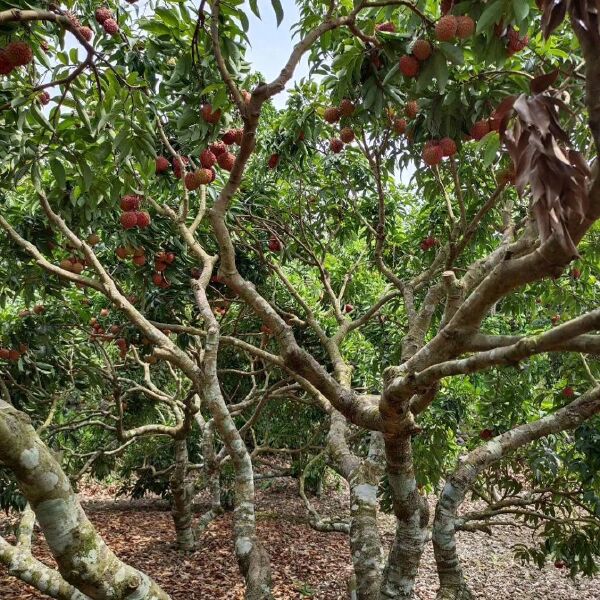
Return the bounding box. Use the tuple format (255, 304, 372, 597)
(136, 211, 151, 228)
(209, 140, 227, 156)
(71, 261, 84, 274)
(376, 22, 396, 33)
(5, 41, 33, 67)
(412, 39, 432, 61)
(422, 143, 443, 166)
(0, 52, 13, 75)
(209, 168, 216, 183)
(571, 267, 581, 279)
(330, 138, 344, 153)
(78, 26, 93, 42)
(120, 212, 138, 230)
(268, 154, 280, 169)
(133, 254, 146, 266)
(8, 350, 21, 362)
(563, 386, 574, 398)
(393, 118, 407, 135)
(340, 127, 355, 144)
(200, 149, 217, 168)
(343, 304, 353, 313)
(120, 194, 141, 211)
(440, 137, 457, 157)
(102, 18, 119, 36)
(95, 7, 112, 24)
(233, 128, 243, 145)
(172, 156, 189, 179)
(0, 348, 10, 360)
(479, 428, 494, 441)
(339, 98, 355, 117)
(405, 100, 419, 119)
(38, 91, 50, 105)
(470, 120, 490, 141)
(399, 55, 419, 78)
(268, 236, 282, 252)
(201, 103, 221, 124)
(435, 15, 458, 41)
(155, 156, 170, 174)
(222, 129, 238, 145)
(185, 171, 202, 191)
(197, 168, 213, 184)
(456, 16, 475, 39)
(116, 246, 130, 259)
(217, 151, 236, 171)
(324, 107, 341, 123)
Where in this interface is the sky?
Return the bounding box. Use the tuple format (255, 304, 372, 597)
(243, 0, 308, 108)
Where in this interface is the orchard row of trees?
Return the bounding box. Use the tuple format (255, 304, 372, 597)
(1, 1, 600, 599)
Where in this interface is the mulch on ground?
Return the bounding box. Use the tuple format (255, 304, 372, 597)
(1, 479, 598, 599)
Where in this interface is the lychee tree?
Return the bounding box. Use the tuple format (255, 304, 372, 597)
(1, 1, 600, 600)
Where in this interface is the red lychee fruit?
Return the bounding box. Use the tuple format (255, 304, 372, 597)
(551, 314, 561, 326)
(324, 107, 341, 123)
(5, 41, 33, 67)
(200, 149, 217, 168)
(507, 28, 529, 55)
(209, 140, 227, 157)
(102, 18, 119, 36)
(0, 52, 13, 75)
(185, 171, 202, 191)
(233, 128, 243, 145)
(95, 7, 112, 24)
(38, 91, 50, 105)
(152, 272, 163, 286)
(399, 55, 419, 78)
(71, 261, 84, 274)
(339, 98, 355, 117)
(172, 155, 189, 179)
(116, 246, 130, 259)
(412, 39, 432, 61)
(435, 15, 458, 41)
(393, 118, 407, 135)
(470, 120, 490, 141)
(554, 561, 566, 569)
(0, 348, 10, 360)
(136, 211, 151, 229)
(155, 260, 167, 272)
(456, 16, 475, 39)
(563, 386, 575, 398)
(133, 255, 146, 266)
(120, 194, 141, 211)
(33, 304, 45, 315)
(479, 428, 494, 441)
(330, 138, 344, 153)
(155, 156, 170, 174)
(133, 247, 145, 257)
(100, 308, 110, 317)
(405, 100, 419, 119)
(209, 167, 216, 183)
(422, 143, 443, 166)
(201, 103, 221, 124)
(222, 129, 238, 145)
(571, 267, 581, 279)
(268, 236, 282, 252)
(420, 236, 438, 251)
(120, 212, 138, 230)
(8, 350, 21, 362)
(217, 151, 236, 171)
(340, 127, 355, 144)
(197, 168, 213, 185)
(268, 154, 280, 169)
(343, 304, 353, 313)
(376, 22, 396, 33)
(78, 26, 93, 42)
(440, 137, 457, 157)
(165, 252, 175, 264)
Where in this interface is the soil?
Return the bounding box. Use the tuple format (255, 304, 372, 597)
(0, 479, 598, 599)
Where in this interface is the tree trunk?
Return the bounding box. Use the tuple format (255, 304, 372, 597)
(195, 417, 223, 534)
(0, 400, 170, 600)
(379, 436, 429, 600)
(170, 439, 195, 551)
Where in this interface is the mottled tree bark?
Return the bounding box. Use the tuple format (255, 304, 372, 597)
(379, 436, 429, 600)
(170, 439, 195, 551)
(0, 400, 170, 600)
(432, 386, 600, 599)
(195, 416, 223, 534)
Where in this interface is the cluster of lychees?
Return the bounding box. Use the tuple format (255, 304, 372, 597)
(420, 236, 439, 251)
(421, 138, 458, 166)
(391, 99, 419, 137)
(119, 195, 151, 230)
(95, 7, 119, 36)
(398, 15, 475, 79)
(152, 251, 176, 289)
(0, 346, 25, 362)
(322, 98, 357, 154)
(116, 245, 147, 266)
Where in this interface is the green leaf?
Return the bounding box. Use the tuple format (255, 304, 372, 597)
(382, 63, 400, 86)
(271, 0, 284, 26)
(476, 0, 505, 34)
(439, 43, 464, 65)
(249, 0, 260, 18)
(512, 0, 530, 22)
(432, 53, 449, 93)
(49, 159, 66, 190)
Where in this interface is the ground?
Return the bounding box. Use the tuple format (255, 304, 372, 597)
(0, 479, 598, 599)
